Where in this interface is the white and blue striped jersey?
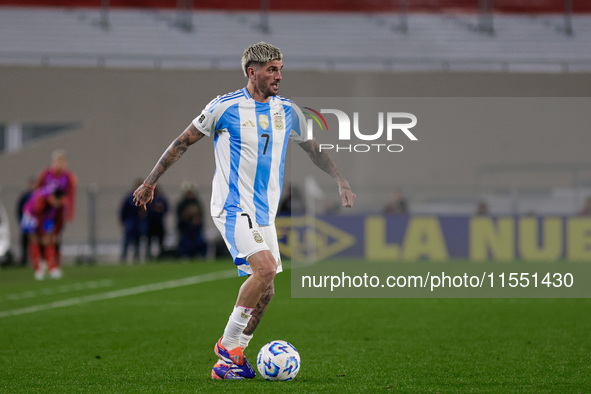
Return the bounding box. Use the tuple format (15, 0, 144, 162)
(192, 87, 308, 226)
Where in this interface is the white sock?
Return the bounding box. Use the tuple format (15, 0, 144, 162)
(221, 306, 253, 350)
(240, 333, 254, 350)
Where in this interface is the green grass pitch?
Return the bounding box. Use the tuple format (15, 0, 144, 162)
(1, 261, 590, 392)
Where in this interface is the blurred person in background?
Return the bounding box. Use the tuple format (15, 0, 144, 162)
(578, 197, 591, 216)
(120, 180, 147, 263)
(277, 184, 305, 216)
(132, 42, 355, 380)
(176, 182, 204, 223)
(36, 149, 77, 264)
(176, 182, 206, 259)
(146, 186, 169, 259)
(16, 176, 37, 266)
(384, 188, 408, 215)
(176, 200, 207, 259)
(476, 200, 490, 216)
(20, 187, 65, 280)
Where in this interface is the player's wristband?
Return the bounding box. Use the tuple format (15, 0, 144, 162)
(143, 182, 155, 190)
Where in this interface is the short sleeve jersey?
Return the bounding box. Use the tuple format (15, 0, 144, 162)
(192, 87, 308, 226)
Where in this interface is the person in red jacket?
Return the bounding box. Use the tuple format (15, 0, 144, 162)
(36, 149, 77, 264)
(21, 187, 65, 280)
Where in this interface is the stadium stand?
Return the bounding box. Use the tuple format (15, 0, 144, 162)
(0, 5, 590, 71)
(0, 0, 589, 12)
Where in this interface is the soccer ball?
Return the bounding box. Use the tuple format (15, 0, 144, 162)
(256, 340, 300, 381)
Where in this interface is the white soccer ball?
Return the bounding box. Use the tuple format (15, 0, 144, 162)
(257, 340, 300, 381)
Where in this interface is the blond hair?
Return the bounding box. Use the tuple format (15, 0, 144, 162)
(241, 42, 283, 77)
(51, 149, 67, 161)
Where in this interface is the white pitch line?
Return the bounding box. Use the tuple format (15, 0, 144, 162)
(2, 279, 115, 301)
(0, 269, 237, 319)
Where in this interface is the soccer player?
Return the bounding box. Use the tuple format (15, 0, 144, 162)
(20, 187, 65, 280)
(16, 176, 37, 266)
(132, 42, 356, 380)
(36, 150, 77, 223)
(36, 149, 77, 267)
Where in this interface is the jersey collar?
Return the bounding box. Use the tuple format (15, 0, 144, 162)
(243, 87, 277, 104)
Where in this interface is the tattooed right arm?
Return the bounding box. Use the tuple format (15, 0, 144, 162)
(133, 123, 205, 209)
(144, 123, 205, 187)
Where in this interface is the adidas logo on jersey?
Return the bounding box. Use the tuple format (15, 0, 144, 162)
(242, 119, 256, 128)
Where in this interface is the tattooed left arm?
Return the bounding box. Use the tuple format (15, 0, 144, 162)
(299, 139, 356, 208)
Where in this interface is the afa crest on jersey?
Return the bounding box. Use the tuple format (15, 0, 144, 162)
(274, 114, 284, 130)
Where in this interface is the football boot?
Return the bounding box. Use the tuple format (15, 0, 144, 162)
(214, 337, 256, 379)
(211, 359, 245, 380)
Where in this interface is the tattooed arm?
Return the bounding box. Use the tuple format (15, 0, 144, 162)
(133, 123, 205, 209)
(299, 139, 356, 208)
